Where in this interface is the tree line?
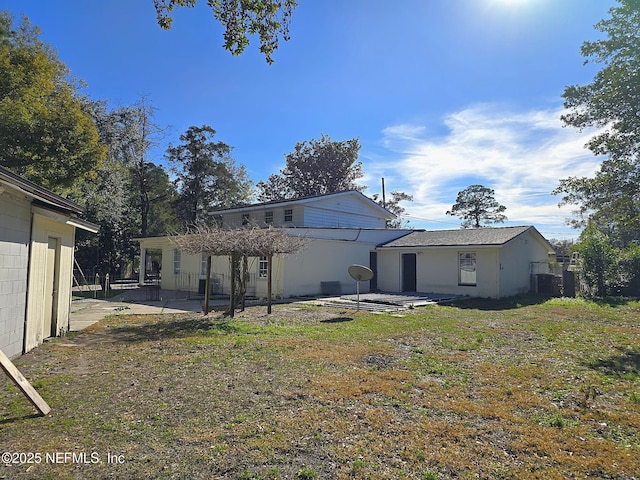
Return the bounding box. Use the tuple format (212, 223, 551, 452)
(0, 11, 411, 280)
(445, 1, 640, 297)
(2, 1, 639, 297)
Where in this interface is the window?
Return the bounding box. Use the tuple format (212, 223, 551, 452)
(173, 249, 181, 275)
(201, 252, 208, 276)
(242, 213, 250, 225)
(265, 211, 274, 224)
(259, 256, 269, 278)
(213, 215, 223, 227)
(284, 208, 293, 222)
(459, 252, 476, 286)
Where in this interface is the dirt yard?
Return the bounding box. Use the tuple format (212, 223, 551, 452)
(1, 297, 639, 479)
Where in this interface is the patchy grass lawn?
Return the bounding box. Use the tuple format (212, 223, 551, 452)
(1, 296, 639, 479)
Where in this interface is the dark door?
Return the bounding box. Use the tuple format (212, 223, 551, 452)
(402, 253, 417, 292)
(369, 252, 378, 291)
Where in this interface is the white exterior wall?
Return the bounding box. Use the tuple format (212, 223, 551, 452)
(498, 233, 552, 297)
(215, 193, 388, 229)
(24, 212, 76, 353)
(220, 205, 303, 228)
(302, 196, 387, 228)
(282, 238, 375, 297)
(376, 247, 501, 298)
(0, 194, 31, 358)
(376, 230, 553, 298)
(376, 249, 401, 292)
(136, 228, 412, 298)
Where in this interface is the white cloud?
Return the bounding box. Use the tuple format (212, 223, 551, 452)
(366, 104, 602, 239)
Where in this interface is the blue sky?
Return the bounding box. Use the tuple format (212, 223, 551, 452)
(3, 0, 615, 239)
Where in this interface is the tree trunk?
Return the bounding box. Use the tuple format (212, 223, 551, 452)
(241, 255, 248, 311)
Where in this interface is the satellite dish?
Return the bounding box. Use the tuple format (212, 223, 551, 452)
(348, 265, 374, 311)
(348, 264, 374, 282)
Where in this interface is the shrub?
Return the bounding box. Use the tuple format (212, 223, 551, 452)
(616, 242, 640, 296)
(575, 223, 617, 297)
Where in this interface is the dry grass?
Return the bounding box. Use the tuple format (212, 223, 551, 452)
(1, 296, 639, 479)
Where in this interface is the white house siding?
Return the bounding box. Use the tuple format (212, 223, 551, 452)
(220, 205, 303, 228)
(302, 196, 387, 229)
(498, 233, 552, 297)
(24, 212, 76, 353)
(0, 194, 31, 358)
(376, 247, 501, 298)
(282, 238, 375, 297)
(136, 229, 411, 298)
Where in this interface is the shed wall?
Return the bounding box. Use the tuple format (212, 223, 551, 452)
(376, 247, 501, 298)
(24, 213, 75, 353)
(0, 194, 31, 358)
(498, 232, 551, 297)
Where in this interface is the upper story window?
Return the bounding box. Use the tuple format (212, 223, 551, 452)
(265, 211, 274, 224)
(242, 213, 250, 225)
(213, 215, 223, 228)
(284, 208, 293, 222)
(459, 252, 476, 286)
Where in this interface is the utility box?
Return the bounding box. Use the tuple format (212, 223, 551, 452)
(535, 274, 554, 294)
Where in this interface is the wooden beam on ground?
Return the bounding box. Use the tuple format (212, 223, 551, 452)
(0, 348, 50, 416)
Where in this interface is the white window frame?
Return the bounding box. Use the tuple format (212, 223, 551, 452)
(284, 208, 293, 222)
(258, 256, 268, 278)
(173, 249, 181, 275)
(265, 211, 274, 224)
(459, 252, 476, 286)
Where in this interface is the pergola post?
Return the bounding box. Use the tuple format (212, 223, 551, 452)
(267, 253, 273, 314)
(203, 254, 212, 315)
(229, 252, 237, 318)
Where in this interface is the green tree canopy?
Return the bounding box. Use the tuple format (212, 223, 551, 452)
(556, 0, 640, 247)
(257, 134, 365, 201)
(561, 0, 640, 161)
(153, 0, 297, 64)
(72, 100, 179, 278)
(168, 125, 252, 226)
(0, 11, 105, 194)
(371, 190, 413, 228)
(446, 184, 507, 229)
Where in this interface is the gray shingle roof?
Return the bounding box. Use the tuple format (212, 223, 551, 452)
(379, 226, 534, 248)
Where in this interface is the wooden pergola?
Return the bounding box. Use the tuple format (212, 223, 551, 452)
(171, 225, 305, 316)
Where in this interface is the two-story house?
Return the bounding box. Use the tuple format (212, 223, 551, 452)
(136, 190, 412, 298)
(136, 190, 555, 301)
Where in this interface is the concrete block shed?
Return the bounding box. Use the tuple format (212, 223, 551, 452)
(0, 166, 98, 357)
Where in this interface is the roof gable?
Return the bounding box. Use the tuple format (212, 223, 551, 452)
(379, 226, 545, 248)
